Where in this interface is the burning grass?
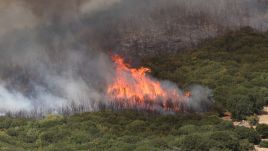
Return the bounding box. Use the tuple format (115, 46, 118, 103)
(0, 55, 212, 117)
(106, 55, 207, 112)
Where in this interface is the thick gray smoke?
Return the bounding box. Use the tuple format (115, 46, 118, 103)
(0, 0, 266, 115)
(0, 1, 114, 114)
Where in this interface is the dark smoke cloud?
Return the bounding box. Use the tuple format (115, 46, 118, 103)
(0, 0, 266, 115)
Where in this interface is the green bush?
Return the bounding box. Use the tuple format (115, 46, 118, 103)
(234, 126, 260, 144)
(239, 139, 254, 151)
(70, 131, 91, 144)
(0, 117, 12, 129)
(209, 131, 239, 150)
(38, 115, 65, 128)
(177, 125, 198, 135)
(6, 128, 18, 137)
(0, 132, 15, 145)
(215, 121, 234, 130)
(23, 129, 38, 143)
(46, 142, 75, 151)
(246, 114, 259, 126)
(227, 95, 254, 120)
(0, 110, 259, 151)
(178, 133, 210, 151)
(256, 124, 268, 138)
(40, 127, 70, 145)
(260, 140, 268, 148)
(126, 120, 146, 133)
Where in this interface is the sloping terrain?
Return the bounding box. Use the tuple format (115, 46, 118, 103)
(0, 111, 259, 151)
(0, 29, 267, 151)
(143, 28, 268, 119)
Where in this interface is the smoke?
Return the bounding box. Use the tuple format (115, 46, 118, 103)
(0, 1, 38, 37)
(0, 0, 266, 115)
(80, 0, 122, 14)
(188, 85, 213, 112)
(0, 83, 33, 112)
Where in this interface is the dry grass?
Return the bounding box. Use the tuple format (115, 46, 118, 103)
(259, 107, 268, 125)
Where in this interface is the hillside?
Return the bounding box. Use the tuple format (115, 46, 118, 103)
(0, 111, 260, 151)
(1, 1, 268, 151)
(0, 28, 267, 151)
(143, 28, 268, 119)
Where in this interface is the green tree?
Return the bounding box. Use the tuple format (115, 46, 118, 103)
(234, 126, 260, 144)
(256, 124, 268, 138)
(227, 95, 253, 120)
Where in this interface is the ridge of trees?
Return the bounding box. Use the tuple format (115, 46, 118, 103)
(143, 27, 268, 119)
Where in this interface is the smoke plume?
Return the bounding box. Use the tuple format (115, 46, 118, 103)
(0, 0, 266, 115)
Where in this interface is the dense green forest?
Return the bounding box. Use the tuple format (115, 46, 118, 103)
(143, 28, 268, 120)
(0, 111, 262, 151)
(0, 28, 267, 151)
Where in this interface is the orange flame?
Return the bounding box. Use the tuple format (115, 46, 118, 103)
(107, 55, 190, 111)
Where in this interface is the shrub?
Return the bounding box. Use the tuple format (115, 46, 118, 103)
(6, 128, 18, 137)
(239, 139, 254, 151)
(178, 133, 210, 151)
(0, 132, 15, 145)
(249, 94, 266, 114)
(126, 120, 146, 133)
(46, 142, 75, 151)
(23, 129, 38, 143)
(0, 117, 12, 129)
(70, 131, 91, 144)
(200, 115, 222, 125)
(234, 126, 260, 144)
(215, 121, 234, 130)
(209, 131, 239, 150)
(227, 95, 254, 120)
(246, 114, 259, 126)
(256, 124, 268, 138)
(40, 127, 70, 145)
(134, 144, 161, 151)
(9, 118, 28, 127)
(38, 115, 65, 128)
(177, 125, 198, 135)
(260, 141, 268, 148)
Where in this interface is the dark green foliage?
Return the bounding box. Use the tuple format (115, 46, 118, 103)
(126, 120, 146, 133)
(246, 114, 259, 126)
(215, 121, 234, 130)
(143, 29, 268, 119)
(0, 111, 257, 150)
(256, 124, 268, 138)
(239, 139, 254, 151)
(40, 127, 70, 145)
(0, 117, 12, 129)
(260, 141, 268, 148)
(234, 126, 261, 144)
(227, 94, 266, 120)
(178, 133, 211, 151)
(227, 95, 254, 120)
(209, 131, 239, 150)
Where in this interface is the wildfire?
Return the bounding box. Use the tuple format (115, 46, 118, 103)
(107, 55, 190, 112)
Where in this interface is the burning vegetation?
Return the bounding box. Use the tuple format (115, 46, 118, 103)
(0, 54, 212, 117)
(106, 55, 201, 112)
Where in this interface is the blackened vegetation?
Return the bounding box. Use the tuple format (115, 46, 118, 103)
(104, 97, 213, 113)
